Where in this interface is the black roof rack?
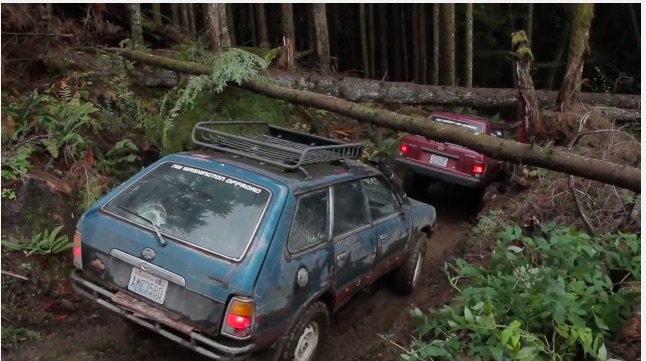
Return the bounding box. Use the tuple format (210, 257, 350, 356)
(191, 121, 363, 175)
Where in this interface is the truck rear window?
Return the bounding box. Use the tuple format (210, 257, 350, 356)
(430, 115, 484, 133)
(103, 162, 271, 260)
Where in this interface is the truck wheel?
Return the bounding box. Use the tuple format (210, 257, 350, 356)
(402, 173, 428, 200)
(277, 301, 329, 361)
(391, 233, 428, 295)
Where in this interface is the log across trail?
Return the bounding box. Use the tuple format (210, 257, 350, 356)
(106, 48, 641, 193)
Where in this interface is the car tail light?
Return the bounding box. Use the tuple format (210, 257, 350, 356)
(73, 232, 82, 269)
(399, 144, 408, 154)
(473, 164, 485, 175)
(221, 297, 254, 339)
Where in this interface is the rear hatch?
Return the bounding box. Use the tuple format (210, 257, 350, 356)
(400, 114, 486, 178)
(76, 158, 284, 334)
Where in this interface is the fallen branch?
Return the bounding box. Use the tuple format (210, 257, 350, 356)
(105, 48, 642, 193)
(1, 270, 29, 281)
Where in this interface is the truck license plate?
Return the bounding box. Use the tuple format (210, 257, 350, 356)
(429, 154, 449, 167)
(128, 268, 169, 305)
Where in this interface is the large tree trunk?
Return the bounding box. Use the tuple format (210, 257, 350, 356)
(419, 5, 427, 84)
(368, 4, 375, 78)
(440, 3, 456, 86)
(378, 4, 388, 78)
(512, 30, 540, 142)
(187, 4, 196, 38)
(432, 4, 440, 85)
(152, 3, 162, 25)
(255, 3, 268, 46)
(129, 4, 144, 48)
(180, 4, 190, 33)
(390, 4, 402, 81)
(527, 3, 534, 43)
(105, 48, 642, 193)
(203, 3, 220, 51)
(360, 4, 369, 78)
(171, 4, 180, 27)
(412, 4, 420, 83)
(401, 6, 409, 82)
(217, 3, 231, 47)
(556, 4, 595, 110)
(225, 3, 236, 46)
(465, 3, 473, 88)
(249, 4, 257, 47)
(279, 3, 295, 70)
(312, 4, 330, 72)
(141, 68, 642, 114)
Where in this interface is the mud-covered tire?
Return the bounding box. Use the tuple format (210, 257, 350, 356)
(276, 301, 329, 361)
(391, 233, 428, 295)
(402, 172, 429, 200)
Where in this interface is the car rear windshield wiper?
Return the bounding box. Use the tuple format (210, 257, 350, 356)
(117, 205, 167, 246)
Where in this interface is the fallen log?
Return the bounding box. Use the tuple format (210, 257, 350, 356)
(105, 48, 641, 193)
(132, 68, 641, 122)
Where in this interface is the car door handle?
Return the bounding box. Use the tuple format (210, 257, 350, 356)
(379, 234, 388, 241)
(336, 252, 347, 261)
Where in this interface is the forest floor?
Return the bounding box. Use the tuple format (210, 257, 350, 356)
(3, 182, 481, 361)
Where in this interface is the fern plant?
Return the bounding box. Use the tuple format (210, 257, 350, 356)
(1, 226, 72, 256)
(160, 48, 269, 149)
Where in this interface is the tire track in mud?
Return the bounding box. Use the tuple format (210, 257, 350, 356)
(6, 185, 477, 361)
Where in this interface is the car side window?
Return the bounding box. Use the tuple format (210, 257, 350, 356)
(288, 190, 329, 253)
(361, 177, 400, 220)
(332, 181, 369, 236)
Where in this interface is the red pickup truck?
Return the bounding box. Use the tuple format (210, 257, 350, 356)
(393, 111, 506, 201)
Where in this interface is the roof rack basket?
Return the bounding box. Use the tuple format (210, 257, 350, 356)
(191, 121, 363, 171)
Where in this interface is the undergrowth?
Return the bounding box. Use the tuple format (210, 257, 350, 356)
(399, 224, 640, 361)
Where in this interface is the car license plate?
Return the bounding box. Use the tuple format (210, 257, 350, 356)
(429, 154, 449, 167)
(128, 268, 169, 305)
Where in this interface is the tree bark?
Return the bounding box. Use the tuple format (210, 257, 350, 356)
(527, 3, 534, 44)
(401, 6, 409, 82)
(105, 48, 642, 193)
(432, 4, 440, 85)
(412, 4, 420, 83)
(378, 4, 388, 78)
(203, 3, 220, 51)
(312, 4, 330, 72)
(187, 4, 196, 38)
(279, 3, 295, 70)
(547, 22, 570, 90)
(225, 3, 236, 46)
(152, 4, 162, 26)
(419, 5, 427, 85)
(249, 4, 257, 47)
(556, 4, 595, 110)
(368, 4, 375, 78)
(360, 4, 369, 78)
(465, 3, 473, 88)
(180, 4, 190, 33)
(129, 4, 144, 48)
(390, 4, 402, 81)
(440, 3, 456, 86)
(255, 3, 268, 46)
(217, 3, 231, 47)
(171, 4, 180, 27)
(512, 31, 540, 142)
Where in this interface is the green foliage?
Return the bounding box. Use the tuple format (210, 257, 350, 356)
(1, 326, 40, 345)
(1, 226, 72, 256)
(361, 129, 408, 162)
(402, 224, 640, 361)
(467, 209, 508, 248)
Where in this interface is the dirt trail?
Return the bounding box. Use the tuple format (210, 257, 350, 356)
(5, 184, 476, 361)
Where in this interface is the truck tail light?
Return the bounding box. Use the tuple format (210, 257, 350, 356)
(73, 232, 82, 269)
(221, 297, 254, 339)
(399, 144, 408, 154)
(473, 163, 485, 175)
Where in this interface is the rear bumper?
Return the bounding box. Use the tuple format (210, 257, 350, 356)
(70, 269, 256, 361)
(393, 157, 485, 189)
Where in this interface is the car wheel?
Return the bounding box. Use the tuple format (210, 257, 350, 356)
(402, 173, 429, 200)
(391, 233, 428, 295)
(276, 301, 329, 361)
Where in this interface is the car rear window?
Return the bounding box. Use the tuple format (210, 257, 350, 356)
(103, 162, 271, 260)
(430, 115, 484, 133)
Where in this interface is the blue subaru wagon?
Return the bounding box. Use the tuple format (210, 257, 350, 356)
(70, 121, 437, 361)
